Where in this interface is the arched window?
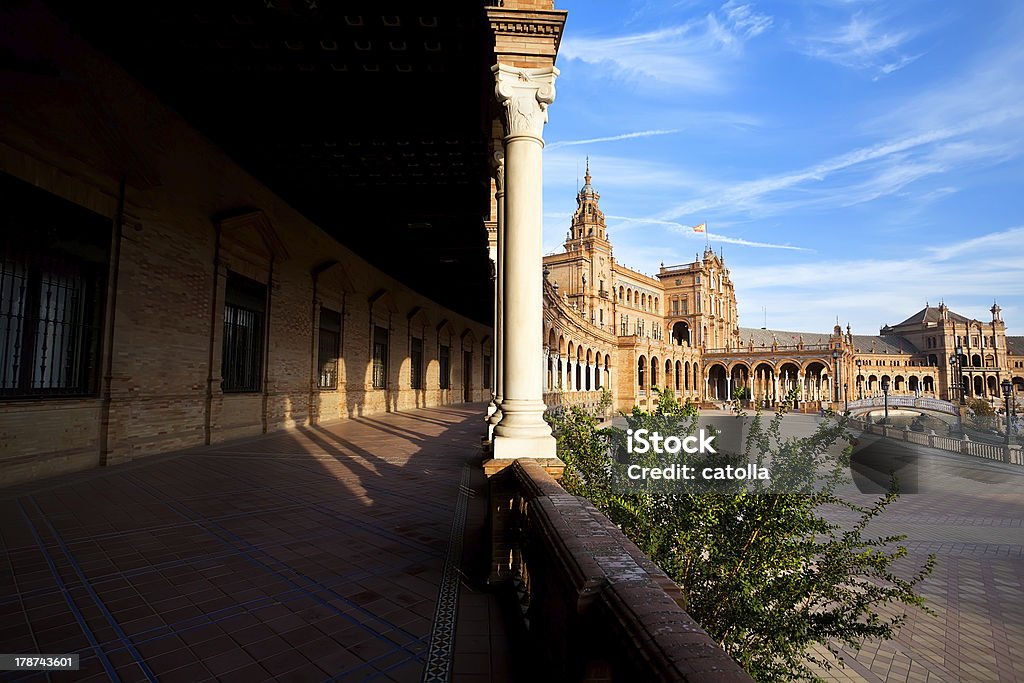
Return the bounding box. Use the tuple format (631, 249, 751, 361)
(637, 355, 646, 390)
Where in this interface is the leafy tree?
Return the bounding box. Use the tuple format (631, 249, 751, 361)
(966, 397, 996, 431)
(548, 387, 935, 681)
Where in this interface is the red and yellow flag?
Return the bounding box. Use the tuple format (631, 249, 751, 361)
(692, 222, 706, 233)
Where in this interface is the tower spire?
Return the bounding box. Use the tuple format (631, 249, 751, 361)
(585, 156, 591, 185)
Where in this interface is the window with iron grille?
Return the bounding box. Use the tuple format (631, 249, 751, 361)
(372, 325, 388, 389)
(483, 354, 491, 389)
(317, 307, 341, 389)
(439, 344, 450, 389)
(1, 173, 109, 398)
(410, 336, 424, 389)
(222, 273, 265, 393)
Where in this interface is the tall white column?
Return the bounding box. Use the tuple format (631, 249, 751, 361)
(542, 348, 549, 391)
(492, 64, 558, 459)
(485, 235, 498, 420)
(487, 152, 505, 441)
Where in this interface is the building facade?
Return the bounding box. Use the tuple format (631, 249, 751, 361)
(542, 170, 1024, 414)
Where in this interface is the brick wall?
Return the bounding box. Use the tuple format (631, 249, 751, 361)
(0, 5, 493, 486)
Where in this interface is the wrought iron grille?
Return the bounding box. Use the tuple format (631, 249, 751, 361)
(410, 336, 424, 389)
(1, 171, 109, 399)
(372, 325, 388, 389)
(0, 250, 103, 397)
(439, 344, 450, 389)
(222, 273, 265, 393)
(317, 308, 341, 389)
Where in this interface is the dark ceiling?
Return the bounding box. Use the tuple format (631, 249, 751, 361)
(49, 0, 496, 323)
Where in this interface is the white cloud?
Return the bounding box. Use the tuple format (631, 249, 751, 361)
(559, 2, 772, 92)
(656, 108, 1024, 220)
(734, 226, 1024, 334)
(603, 215, 813, 251)
(721, 1, 773, 39)
(546, 129, 679, 150)
(802, 12, 921, 77)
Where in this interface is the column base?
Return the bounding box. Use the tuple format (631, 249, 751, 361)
(493, 433, 556, 459)
(486, 406, 503, 442)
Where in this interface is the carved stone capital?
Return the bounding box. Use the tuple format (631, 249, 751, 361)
(492, 149, 505, 193)
(492, 64, 558, 141)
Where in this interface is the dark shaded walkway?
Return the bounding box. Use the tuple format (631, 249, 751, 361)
(0, 405, 513, 682)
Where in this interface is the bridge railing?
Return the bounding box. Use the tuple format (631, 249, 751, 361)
(849, 418, 1022, 465)
(847, 396, 959, 416)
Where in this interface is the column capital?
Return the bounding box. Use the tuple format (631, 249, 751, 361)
(492, 149, 505, 194)
(492, 64, 559, 141)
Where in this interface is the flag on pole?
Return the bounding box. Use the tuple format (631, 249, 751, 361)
(692, 222, 706, 233)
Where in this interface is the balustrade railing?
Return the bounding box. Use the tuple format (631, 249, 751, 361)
(543, 390, 611, 420)
(847, 396, 959, 416)
(849, 417, 1022, 465)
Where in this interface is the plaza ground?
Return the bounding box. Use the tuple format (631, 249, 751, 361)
(1, 405, 1021, 681)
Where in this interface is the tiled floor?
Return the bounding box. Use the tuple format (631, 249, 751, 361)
(0, 404, 514, 682)
(4, 406, 1021, 682)
(815, 445, 1024, 682)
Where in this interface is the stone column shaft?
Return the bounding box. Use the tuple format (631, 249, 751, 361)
(487, 153, 505, 442)
(492, 64, 558, 459)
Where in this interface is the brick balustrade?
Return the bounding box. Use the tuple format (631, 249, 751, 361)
(483, 458, 752, 682)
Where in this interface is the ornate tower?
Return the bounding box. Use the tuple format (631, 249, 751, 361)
(547, 160, 614, 329)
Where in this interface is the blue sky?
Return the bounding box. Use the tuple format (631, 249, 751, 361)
(541, 0, 1024, 336)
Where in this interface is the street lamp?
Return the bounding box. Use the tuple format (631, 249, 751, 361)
(882, 378, 890, 422)
(950, 344, 958, 403)
(1002, 379, 1013, 447)
(844, 382, 848, 413)
(946, 348, 962, 405)
(856, 359, 863, 399)
(948, 355, 957, 403)
(832, 349, 840, 403)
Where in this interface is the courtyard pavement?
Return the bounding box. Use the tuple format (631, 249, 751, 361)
(0, 404, 517, 682)
(2, 406, 1021, 682)
(820, 445, 1024, 683)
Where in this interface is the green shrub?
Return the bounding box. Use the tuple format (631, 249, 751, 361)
(549, 388, 935, 682)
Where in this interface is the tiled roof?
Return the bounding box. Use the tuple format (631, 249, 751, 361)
(1007, 336, 1024, 355)
(893, 305, 971, 327)
(850, 335, 919, 354)
(738, 327, 829, 347)
(735, 327, 919, 354)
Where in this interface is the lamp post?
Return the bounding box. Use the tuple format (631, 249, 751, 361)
(844, 382, 848, 413)
(1002, 379, 1013, 447)
(948, 355, 956, 402)
(956, 344, 964, 404)
(882, 378, 890, 422)
(856, 359, 862, 399)
(832, 349, 840, 403)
